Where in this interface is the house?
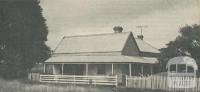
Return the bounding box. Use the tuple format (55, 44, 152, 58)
(39, 27, 160, 87)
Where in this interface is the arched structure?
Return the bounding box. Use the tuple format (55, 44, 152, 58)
(167, 56, 198, 89)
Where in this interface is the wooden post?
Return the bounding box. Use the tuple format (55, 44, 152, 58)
(150, 64, 153, 75)
(126, 75, 128, 87)
(141, 64, 144, 76)
(53, 64, 55, 74)
(73, 75, 76, 84)
(111, 64, 114, 75)
(168, 64, 170, 74)
(176, 64, 178, 73)
(129, 64, 132, 77)
(86, 64, 88, 75)
(43, 64, 46, 73)
(115, 75, 118, 88)
(186, 64, 188, 73)
(62, 64, 64, 75)
(150, 64, 153, 89)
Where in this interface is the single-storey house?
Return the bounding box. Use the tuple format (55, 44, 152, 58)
(40, 28, 160, 86)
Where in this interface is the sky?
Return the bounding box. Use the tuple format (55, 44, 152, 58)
(40, 0, 200, 50)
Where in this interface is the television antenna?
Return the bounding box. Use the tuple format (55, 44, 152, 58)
(136, 25, 148, 35)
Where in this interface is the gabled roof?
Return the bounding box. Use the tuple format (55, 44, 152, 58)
(54, 32, 159, 54)
(54, 32, 130, 54)
(135, 39, 160, 53)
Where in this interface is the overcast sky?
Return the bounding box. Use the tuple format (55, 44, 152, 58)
(40, 0, 200, 50)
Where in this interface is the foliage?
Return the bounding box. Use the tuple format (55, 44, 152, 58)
(0, 0, 50, 78)
(159, 24, 200, 71)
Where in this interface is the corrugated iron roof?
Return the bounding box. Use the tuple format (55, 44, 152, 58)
(45, 55, 158, 64)
(167, 56, 198, 70)
(135, 38, 160, 53)
(54, 32, 160, 54)
(54, 32, 130, 53)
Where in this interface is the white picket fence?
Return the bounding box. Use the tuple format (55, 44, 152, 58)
(29, 73, 200, 91)
(168, 77, 196, 89)
(40, 75, 118, 87)
(126, 73, 200, 91)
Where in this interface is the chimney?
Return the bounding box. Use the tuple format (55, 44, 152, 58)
(137, 35, 144, 40)
(113, 26, 123, 33)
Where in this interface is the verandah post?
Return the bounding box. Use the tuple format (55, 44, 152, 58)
(111, 63, 114, 75)
(186, 64, 188, 73)
(61, 64, 64, 75)
(150, 64, 153, 75)
(176, 64, 178, 73)
(86, 64, 88, 75)
(43, 64, 46, 73)
(129, 64, 132, 77)
(53, 64, 55, 74)
(141, 64, 144, 76)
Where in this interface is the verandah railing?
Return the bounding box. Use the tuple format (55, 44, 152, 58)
(40, 75, 118, 87)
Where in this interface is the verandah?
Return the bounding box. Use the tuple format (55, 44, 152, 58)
(43, 63, 154, 77)
(40, 63, 153, 87)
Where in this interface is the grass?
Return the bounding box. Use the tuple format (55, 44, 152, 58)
(0, 78, 171, 92)
(0, 78, 115, 92)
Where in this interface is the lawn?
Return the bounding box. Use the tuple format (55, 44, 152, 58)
(0, 79, 112, 92)
(0, 78, 170, 92)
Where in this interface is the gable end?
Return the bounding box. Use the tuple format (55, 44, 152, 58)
(122, 33, 140, 56)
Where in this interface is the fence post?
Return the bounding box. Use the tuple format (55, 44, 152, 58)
(73, 75, 76, 85)
(93, 76, 96, 86)
(39, 75, 42, 82)
(126, 75, 128, 87)
(28, 73, 32, 81)
(116, 75, 118, 88)
(152, 75, 155, 90)
(197, 77, 199, 92)
(150, 75, 152, 89)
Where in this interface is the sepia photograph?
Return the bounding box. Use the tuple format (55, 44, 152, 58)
(0, 0, 200, 92)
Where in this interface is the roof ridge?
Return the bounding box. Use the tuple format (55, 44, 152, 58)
(63, 31, 132, 38)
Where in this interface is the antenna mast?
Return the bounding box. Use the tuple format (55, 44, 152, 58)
(136, 25, 148, 35)
(136, 25, 148, 40)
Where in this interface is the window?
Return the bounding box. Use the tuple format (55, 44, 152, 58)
(187, 66, 194, 73)
(45, 64, 53, 74)
(97, 64, 106, 75)
(170, 64, 176, 73)
(177, 64, 186, 73)
(63, 64, 84, 75)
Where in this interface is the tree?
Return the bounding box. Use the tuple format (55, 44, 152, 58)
(159, 24, 200, 71)
(0, 0, 50, 78)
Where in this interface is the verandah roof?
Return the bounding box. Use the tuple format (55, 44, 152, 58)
(44, 55, 159, 64)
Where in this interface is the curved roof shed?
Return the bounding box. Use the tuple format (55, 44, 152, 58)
(167, 56, 198, 70)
